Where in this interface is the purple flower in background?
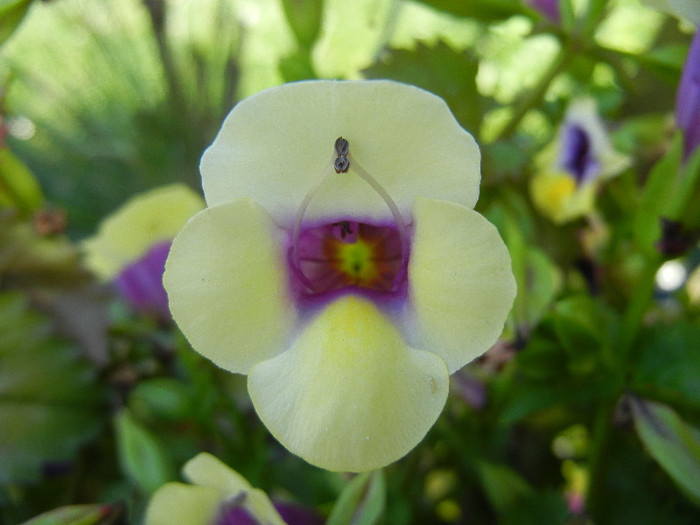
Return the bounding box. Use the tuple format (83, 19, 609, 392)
(525, 0, 560, 23)
(676, 31, 700, 160)
(82, 184, 204, 320)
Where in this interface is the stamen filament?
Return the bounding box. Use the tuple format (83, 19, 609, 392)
(292, 159, 335, 270)
(347, 154, 409, 272)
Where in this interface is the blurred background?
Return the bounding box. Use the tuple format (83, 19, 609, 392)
(1, 0, 699, 523)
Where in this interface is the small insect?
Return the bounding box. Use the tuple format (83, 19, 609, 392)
(334, 136, 350, 173)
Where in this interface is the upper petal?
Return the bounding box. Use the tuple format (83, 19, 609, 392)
(408, 197, 516, 373)
(83, 184, 204, 279)
(163, 198, 296, 374)
(247, 295, 449, 472)
(201, 80, 480, 225)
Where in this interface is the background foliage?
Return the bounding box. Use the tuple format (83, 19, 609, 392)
(1, 0, 699, 523)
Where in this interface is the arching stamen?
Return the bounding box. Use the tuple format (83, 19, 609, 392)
(291, 137, 409, 291)
(291, 158, 334, 271)
(346, 153, 409, 274)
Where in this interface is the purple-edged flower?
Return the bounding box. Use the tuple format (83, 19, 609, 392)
(525, 0, 560, 23)
(676, 31, 700, 160)
(164, 80, 516, 472)
(145, 453, 322, 525)
(82, 184, 204, 319)
(530, 98, 630, 224)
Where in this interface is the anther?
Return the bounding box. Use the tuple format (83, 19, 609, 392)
(334, 136, 350, 173)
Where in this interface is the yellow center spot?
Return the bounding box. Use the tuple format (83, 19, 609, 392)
(332, 237, 381, 286)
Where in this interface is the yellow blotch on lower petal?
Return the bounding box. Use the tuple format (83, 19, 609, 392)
(529, 171, 595, 224)
(248, 295, 449, 472)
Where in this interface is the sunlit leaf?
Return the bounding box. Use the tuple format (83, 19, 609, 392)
(0, 0, 32, 46)
(363, 42, 481, 134)
(0, 148, 44, 217)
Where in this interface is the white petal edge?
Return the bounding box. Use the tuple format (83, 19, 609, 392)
(409, 197, 516, 373)
(144, 482, 220, 525)
(201, 80, 480, 226)
(164, 198, 296, 374)
(248, 294, 449, 472)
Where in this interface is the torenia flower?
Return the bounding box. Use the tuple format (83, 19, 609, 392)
(145, 452, 310, 525)
(677, 31, 700, 160)
(529, 98, 630, 224)
(83, 184, 204, 319)
(164, 81, 516, 472)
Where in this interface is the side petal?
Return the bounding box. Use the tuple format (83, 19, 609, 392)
(248, 295, 449, 473)
(201, 80, 480, 225)
(164, 199, 296, 374)
(409, 197, 516, 373)
(144, 482, 220, 525)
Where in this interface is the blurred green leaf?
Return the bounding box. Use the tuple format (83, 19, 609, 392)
(327, 470, 385, 525)
(637, 44, 688, 83)
(0, 214, 89, 288)
(20, 503, 121, 525)
(630, 397, 700, 506)
(0, 292, 103, 483)
(280, 0, 324, 48)
(129, 377, 193, 421)
(0, 147, 44, 217)
(412, 0, 527, 21)
(633, 132, 700, 254)
(477, 461, 531, 511)
(631, 323, 700, 412)
(363, 42, 481, 134)
(0, 0, 32, 46)
(114, 409, 176, 494)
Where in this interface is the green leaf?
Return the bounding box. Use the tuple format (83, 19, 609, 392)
(477, 461, 531, 511)
(20, 503, 121, 525)
(631, 323, 700, 412)
(280, 0, 324, 48)
(129, 378, 194, 421)
(412, 0, 527, 21)
(327, 470, 385, 525)
(0, 0, 32, 46)
(630, 397, 700, 506)
(363, 42, 481, 134)
(0, 148, 44, 217)
(0, 292, 104, 483)
(114, 409, 176, 494)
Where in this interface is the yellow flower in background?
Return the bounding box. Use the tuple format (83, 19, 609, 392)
(83, 184, 204, 318)
(164, 80, 516, 472)
(530, 98, 630, 224)
(145, 453, 288, 525)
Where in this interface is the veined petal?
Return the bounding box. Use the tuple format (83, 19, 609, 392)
(83, 184, 204, 279)
(201, 80, 480, 225)
(409, 197, 516, 373)
(248, 295, 449, 472)
(164, 198, 296, 374)
(144, 482, 220, 525)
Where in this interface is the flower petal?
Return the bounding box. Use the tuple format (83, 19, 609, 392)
(183, 452, 252, 493)
(248, 295, 449, 472)
(201, 80, 480, 225)
(164, 198, 296, 374)
(144, 482, 220, 525)
(529, 170, 596, 224)
(408, 197, 516, 373)
(183, 453, 286, 525)
(83, 184, 204, 279)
